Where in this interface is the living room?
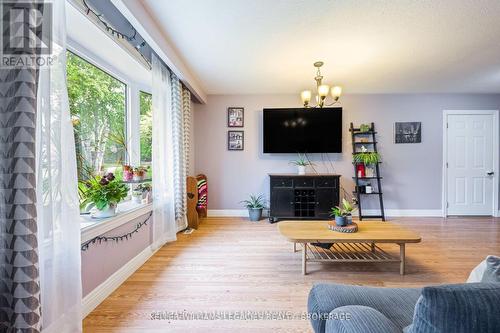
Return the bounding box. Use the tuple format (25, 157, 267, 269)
(1, 0, 499, 333)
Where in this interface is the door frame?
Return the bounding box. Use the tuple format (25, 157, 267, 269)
(442, 110, 499, 217)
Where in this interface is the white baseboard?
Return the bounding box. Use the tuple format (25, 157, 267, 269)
(358, 209, 443, 217)
(208, 209, 443, 218)
(82, 245, 158, 318)
(208, 209, 248, 217)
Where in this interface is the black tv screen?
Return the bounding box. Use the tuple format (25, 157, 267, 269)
(263, 107, 342, 153)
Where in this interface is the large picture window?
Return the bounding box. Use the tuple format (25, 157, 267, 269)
(67, 51, 127, 181)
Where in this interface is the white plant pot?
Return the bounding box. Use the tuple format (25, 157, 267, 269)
(91, 203, 117, 218)
(298, 165, 306, 175)
(365, 166, 375, 177)
(132, 195, 142, 204)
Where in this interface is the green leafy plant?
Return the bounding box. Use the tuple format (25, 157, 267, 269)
(353, 152, 381, 165)
(240, 194, 267, 209)
(359, 124, 371, 132)
(289, 153, 314, 167)
(330, 199, 354, 217)
(79, 173, 128, 210)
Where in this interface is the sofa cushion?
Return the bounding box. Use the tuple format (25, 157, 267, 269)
(408, 283, 500, 333)
(326, 305, 400, 333)
(308, 283, 421, 333)
(481, 255, 500, 283)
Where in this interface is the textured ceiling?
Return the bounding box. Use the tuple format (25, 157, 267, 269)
(141, 0, 500, 94)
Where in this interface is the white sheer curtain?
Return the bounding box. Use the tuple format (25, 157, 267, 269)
(36, 0, 82, 331)
(151, 54, 177, 248)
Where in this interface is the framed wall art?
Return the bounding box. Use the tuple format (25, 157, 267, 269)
(227, 107, 244, 127)
(228, 131, 244, 150)
(394, 122, 421, 143)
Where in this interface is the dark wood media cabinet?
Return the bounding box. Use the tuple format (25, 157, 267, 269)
(268, 174, 341, 223)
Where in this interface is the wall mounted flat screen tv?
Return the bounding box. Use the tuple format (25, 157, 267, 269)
(263, 107, 342, 153)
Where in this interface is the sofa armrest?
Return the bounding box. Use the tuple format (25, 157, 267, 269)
(325, 305, 400, 333)
(308, 283, 421, 333)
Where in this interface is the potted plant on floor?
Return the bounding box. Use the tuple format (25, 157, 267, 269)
(289, 153, 314, 175)
(241, 194, 267, 222)
(330, 199, 354, 226)
(80, 173, 129, 218)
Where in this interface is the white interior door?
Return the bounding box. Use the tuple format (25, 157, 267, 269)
(446, 113, 495, 215)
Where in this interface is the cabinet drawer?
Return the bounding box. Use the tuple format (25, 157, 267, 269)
(295, 178, 314, 188)
(316, 178, 338, 188)
(271, 178, 293, 188)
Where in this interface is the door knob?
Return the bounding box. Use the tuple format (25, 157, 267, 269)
(487, 171, 494, 176)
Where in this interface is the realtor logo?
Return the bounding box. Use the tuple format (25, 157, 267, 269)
(2, 1, 53, 67)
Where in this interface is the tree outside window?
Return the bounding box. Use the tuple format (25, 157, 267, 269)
(67, 52, 127, 182)
(140, 91, 152, 178)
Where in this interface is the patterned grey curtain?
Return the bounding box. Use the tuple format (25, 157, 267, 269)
(0, 56, 42, 333)
(182, 88, 192, 177)
(0, 1, 43, 331)
(170, 72, 187, 230)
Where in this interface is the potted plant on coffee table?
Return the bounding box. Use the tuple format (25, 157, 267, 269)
(241, 194, 267, 222)
(289, 153, 314, 175)
(330, 199, 354, 227)
(80, 173, 129, 218)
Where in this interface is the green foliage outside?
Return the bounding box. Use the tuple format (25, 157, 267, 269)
(67, 51, 127, 181)
(139, 91, 152, 164)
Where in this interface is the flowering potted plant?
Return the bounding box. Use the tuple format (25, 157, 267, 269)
(133, 166, 148, 181)
(122, 165, 133, 181)
(131, 183, 152, 203)
(80, 173, 128, 218)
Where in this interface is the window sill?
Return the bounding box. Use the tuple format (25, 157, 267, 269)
(81, 201, 153, 244)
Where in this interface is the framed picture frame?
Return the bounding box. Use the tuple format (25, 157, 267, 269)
(394, 122, 422, 143)
(227, 107, 244, 127)
(228, 131, 244, 150)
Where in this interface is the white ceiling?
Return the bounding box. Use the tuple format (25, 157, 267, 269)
(140, 0, 500, 94)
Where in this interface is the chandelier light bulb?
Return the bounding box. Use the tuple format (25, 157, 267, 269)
(331, 86, 342, 100)
(301, 90, 312, 105)
(318, 84, 330, 98)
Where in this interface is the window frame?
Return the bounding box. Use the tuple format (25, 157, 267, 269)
(66, 40, 152, 171)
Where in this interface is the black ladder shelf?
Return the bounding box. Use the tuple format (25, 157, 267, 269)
(350, 122, 385, 221)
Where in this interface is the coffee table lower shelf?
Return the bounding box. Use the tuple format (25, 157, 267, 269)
(294, 242, 405, 275)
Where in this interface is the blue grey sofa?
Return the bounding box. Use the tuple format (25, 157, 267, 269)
(308, 282, 500, 333)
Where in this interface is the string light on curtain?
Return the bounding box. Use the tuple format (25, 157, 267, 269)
(300, 61, 342, 108)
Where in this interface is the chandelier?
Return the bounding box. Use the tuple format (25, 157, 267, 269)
(300, 61, 342, 108)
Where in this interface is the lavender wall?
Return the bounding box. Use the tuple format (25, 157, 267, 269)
(194, 94, 500, 211)
(81, 213, 152, 297)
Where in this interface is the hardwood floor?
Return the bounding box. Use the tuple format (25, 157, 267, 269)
(83, 216, 500, 333)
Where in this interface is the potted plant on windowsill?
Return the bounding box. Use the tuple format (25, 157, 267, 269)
(241, 194, 267, 222)
(80, 173, 129, 218)
(330, 199, 355, 226)
(289, 153, 314, 175)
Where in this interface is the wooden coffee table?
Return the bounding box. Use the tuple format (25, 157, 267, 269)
(278, 221, 421, 275)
